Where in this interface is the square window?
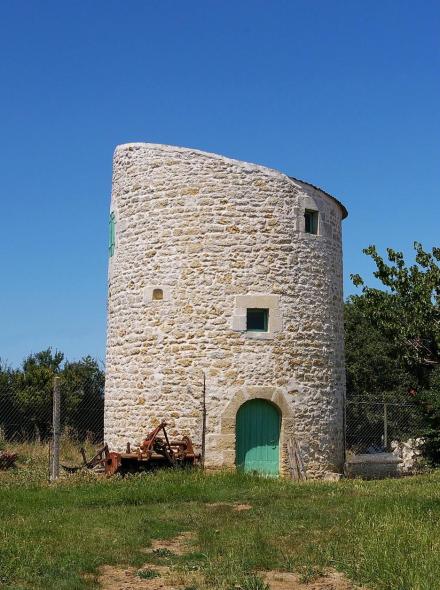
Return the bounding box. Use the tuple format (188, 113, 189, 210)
(304, 210, 319, 235)
(246, 308, 269, 332)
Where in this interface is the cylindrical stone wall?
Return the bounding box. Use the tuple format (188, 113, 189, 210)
(104, 143, 347, 477)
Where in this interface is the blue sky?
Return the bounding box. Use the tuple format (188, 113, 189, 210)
(0, 1, 439, 367)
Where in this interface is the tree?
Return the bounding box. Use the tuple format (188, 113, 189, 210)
(416, 366, 440, 463)
(61, 356, 105, 440)
(345, 295, 413, 402)
(351, 242, 440, 372)
(0, 360, 16, 440)
(0, 349, 105, 441)
(11, 349, 64, 438)
(344, 296, 422, 452)
(349, 243, 440, 461)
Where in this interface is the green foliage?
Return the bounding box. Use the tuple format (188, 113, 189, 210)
(240, 574, 270, 590)
(0, 349, 104, 441)
(11, 349, 64, 437)
(349, 243, 440, 460)
(351, 242, 440, 369)
(297, 564, 324, 583)
(345, 295, 413, 401)
(60, 356, 105, 440)
(414, 366, 440, 463)
(137, 568, 161, 579)
(344, 295, 424, 452)
(153, 547, 174, 557)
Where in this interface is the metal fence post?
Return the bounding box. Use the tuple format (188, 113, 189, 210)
(383, 402, 388, 451)
(201, 371, 206, 469)
(50, 376, 61, 481)
(343, 391, 347, 466)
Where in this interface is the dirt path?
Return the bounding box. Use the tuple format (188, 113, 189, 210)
(148, 532, 195, 556)
(98, 564, 177, 590)
(262, 570, 366, 590)
(98, 565, 365, 590)
(97, 529, 366, 590)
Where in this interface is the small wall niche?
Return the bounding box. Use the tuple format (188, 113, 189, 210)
(144, 285, 171, 303)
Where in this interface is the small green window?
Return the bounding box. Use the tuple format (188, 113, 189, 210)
(304, 210, 319, 234)
(109, 212, 116, 257)
(247, 308, 269, 332)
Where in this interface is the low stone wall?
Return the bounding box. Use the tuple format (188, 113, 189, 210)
(392, 438, 425, 474)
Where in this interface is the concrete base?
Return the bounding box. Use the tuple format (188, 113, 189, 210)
(345, 453, 402, 479)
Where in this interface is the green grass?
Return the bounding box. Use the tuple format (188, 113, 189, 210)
(1, 453, 440, 589)
(137, 568, 161, 580)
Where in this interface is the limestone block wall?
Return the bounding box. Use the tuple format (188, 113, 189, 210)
(104, 143, 347, 477)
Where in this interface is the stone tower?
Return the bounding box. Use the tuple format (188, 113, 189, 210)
(104, 143, 347, 477)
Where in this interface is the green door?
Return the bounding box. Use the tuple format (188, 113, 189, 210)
(236, 399, 280, 476)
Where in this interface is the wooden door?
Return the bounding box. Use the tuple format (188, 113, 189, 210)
(236, 399, 280, 476)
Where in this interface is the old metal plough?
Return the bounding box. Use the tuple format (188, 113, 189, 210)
(62, 421, 200, 475)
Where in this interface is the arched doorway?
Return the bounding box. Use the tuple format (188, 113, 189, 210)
(236, 399, 281, 476)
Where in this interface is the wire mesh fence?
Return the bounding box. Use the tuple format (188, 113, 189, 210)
(0, 377, 104, 444)
(0, 373, 104, 478)
(0, 374, 432, 479)
(345, 400, 426, 455)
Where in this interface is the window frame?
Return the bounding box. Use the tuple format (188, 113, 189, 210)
(231, 294, 282, 340)
(108, 212, 116, 257)
(304, 209, 319, 235)
(246, 308, 269, 333)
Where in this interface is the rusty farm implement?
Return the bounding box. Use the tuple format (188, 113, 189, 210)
(62, 421, 200, 475)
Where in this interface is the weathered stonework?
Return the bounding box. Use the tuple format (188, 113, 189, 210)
(104, 143, 347, 477)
